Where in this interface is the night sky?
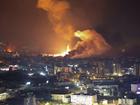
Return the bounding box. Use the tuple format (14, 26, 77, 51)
(0, 0, 140, 56)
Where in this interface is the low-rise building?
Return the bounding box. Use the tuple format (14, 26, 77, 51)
(71, 94, 97, 105)
(51, 93, 71, 103)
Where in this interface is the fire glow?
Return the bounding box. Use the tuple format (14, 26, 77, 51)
(49, 29, 111, 58)
(53, 45, 70, 57)
(37, 0, 111, 58)
(70, 30, 111, 58)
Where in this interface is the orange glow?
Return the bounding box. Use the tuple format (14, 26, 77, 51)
(6, 48, 13, 53)
(61, 44, 70, 56)
(37, 0, 74, 54)
(42, 45, 71, 57)
(53, 45, 70, 57)
(71, 30, 111, 58)
(74, 30, 92, 40)
(37, 0, 111, 58)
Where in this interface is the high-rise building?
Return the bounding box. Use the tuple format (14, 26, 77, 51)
(113, 63, 122, 76)
(94, 62, 105, 77)
(134, 62, 140, 76)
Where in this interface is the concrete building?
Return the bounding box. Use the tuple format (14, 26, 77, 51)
(131, 83, 140, 95)
(118, 98, 137, 105)
(134, 62, 140, 76)
(71, 94, 97, 105)
(0, 92, 10, 101)
(51, 93, 71, 103)
(113, 63, 122, 76)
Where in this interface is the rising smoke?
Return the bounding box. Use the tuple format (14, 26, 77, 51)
(70, 29, 111, 58)
(37, 0, 74, 42)
(37, 0, 111, 58)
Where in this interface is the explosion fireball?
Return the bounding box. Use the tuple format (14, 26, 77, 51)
(70, 29, 111, 58)
(37, 0, 111, 58)
(53, 45, 70, 57)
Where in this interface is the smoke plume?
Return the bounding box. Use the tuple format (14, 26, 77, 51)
(37, 0, 111, 58)
(70, 29, 111, 58)
(37, 0, 74, 42)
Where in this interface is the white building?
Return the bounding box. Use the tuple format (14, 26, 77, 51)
(118, 98, 136, 105)
(71, 94, 97, 105)
(131, 83, 140, 94)
(0, 92, 10, 101)
(51, 93, 71, 103)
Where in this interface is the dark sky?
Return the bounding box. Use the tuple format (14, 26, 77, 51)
(0, 0, 140, 55)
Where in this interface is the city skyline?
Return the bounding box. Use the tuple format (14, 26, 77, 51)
(0, 1, 140, 105)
